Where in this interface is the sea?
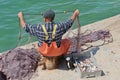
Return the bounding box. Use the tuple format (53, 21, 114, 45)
(0, 0, 120, 53)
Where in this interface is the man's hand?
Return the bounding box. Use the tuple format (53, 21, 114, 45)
(71, 9, 80, 21)
(74, 9, 79, 16)
(18, 12, 24, 18)
(18, 12, 26, 28)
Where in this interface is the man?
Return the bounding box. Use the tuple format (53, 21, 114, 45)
(18, 9, 79, 69)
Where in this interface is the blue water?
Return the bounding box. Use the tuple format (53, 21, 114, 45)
(0, 0, 120, 53)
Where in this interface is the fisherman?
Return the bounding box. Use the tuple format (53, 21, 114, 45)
(18, 9, 79, 69)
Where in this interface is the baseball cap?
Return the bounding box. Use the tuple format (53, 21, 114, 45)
(43, 9, 55, 20)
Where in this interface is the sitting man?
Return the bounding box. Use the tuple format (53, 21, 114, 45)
(18, 9, 79, 70)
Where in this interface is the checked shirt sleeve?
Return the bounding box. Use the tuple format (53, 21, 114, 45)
(24, 24, 39, 36)
(59, 19, 73, 34)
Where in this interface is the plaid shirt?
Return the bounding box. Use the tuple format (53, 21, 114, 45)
(25, 19, 73, 47)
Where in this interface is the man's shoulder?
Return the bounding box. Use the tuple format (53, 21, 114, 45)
(56, 19, 73, 25)
(36, 23, 42, 28)
(57, 18, 72, 23)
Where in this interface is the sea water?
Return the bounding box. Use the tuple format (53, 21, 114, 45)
(0, 0, 120, 53)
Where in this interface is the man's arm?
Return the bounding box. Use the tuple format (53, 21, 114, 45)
(18, 12, 38, 36)
(59, 9, 79, 34)
(71, 9, 79, 21)
(18, 12, 26, 28)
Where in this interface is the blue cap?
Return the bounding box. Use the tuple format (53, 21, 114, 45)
(43, 9, 55, 20)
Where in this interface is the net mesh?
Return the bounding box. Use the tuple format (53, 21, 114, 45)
(0, 48, 40, 80)
(17, 11, 113, 56)
(0, 12, 113, 80)
(18, 11, 78, 47)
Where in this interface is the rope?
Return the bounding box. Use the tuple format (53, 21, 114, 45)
(17, 18, 22, 47)
(24, 10, 74, 15)
(76, 15, 81, 53)
(17, 18, 35, 49)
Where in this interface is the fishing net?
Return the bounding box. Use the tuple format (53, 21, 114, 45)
(0, 48, 40, 80)
(67, 29, 113, 54)
(17, 10, 113, 53)
(17, 11, 78, 47)
(0, 11, 113, 80)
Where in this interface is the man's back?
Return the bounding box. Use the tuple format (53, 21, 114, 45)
(25, 19, 73, 47)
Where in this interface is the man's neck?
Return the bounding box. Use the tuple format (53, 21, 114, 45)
(45, 21, 52, 23)
(44, 18, 53, 22)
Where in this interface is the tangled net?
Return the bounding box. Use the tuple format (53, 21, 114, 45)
(0, 48, 40, 80)
(67, 30, 113, 53)
(0, 11, 114, 80)
(0, 29, 113, 80)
